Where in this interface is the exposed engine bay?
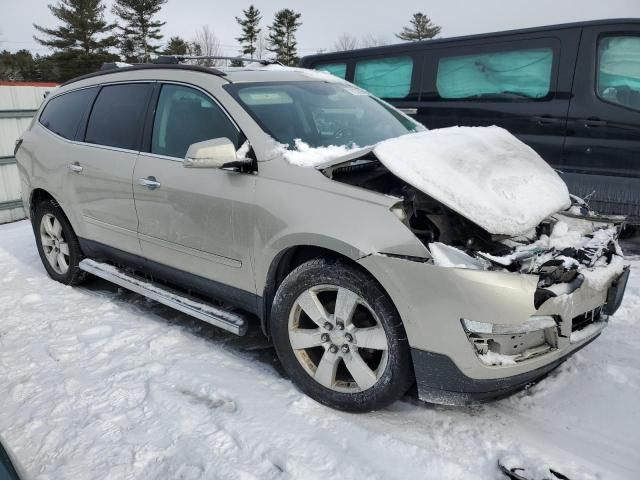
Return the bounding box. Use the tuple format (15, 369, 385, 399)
(322, 157, 626, 308)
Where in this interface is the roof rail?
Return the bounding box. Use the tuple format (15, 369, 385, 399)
(61, 63, 227, 87)
(154, 55, 282, 66)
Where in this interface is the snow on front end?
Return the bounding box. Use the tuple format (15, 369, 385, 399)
(372, 126, 571, 236)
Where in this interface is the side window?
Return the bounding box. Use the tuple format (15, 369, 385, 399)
(436, 48, 554, 100)
(314, 62, 347, 79)
(85, 83, 152, 150)
(39, 87, 97, 140)
(354, 56, 413, 98)
(597, 35, 640, 111)
(152, 84, 239, 159)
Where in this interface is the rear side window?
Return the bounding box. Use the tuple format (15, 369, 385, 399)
(436, 48, 553, 100)
(354, 56, 413, 98)
(598, 35, 640, 111)
(151, 84, 239, 159)
(39, 88, 97, 140)
(314, 62, 347, 79)
(85, 83, 152, 150)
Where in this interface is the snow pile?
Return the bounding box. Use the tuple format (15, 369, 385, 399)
(0, 221, 638, 479)
(374, 126, 571, 236)
(278, 139, 364, 167)
(478, 351, 518, 366)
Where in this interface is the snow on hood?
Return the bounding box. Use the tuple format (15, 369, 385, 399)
(373, 126, 571, 236)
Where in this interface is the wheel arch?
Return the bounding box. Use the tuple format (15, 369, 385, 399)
(260, 243, 399, 340)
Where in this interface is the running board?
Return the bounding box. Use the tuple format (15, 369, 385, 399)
(79, 259, 248, 335)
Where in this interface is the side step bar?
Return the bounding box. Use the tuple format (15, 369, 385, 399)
(79, 259, 248, 335)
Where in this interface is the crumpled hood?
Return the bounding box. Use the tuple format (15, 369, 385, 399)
(371, 126, 570, 236)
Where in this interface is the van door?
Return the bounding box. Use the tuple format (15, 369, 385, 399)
(563, 24, 640, 219)
(68, 82, 153, 255)
(133, 83, 257, 309)
(416, 31, 580, 167)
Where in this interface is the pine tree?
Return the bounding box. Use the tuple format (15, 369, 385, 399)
(165, 36, 189, 56)
(235, 5, 262, 59)
(33, 0, 118, 79)
(267, 9, 302, 66)
(112, 0, 167, 63)
(395, 13, 441, 41)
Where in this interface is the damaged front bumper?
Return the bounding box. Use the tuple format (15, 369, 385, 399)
(357, 223, 629, 405)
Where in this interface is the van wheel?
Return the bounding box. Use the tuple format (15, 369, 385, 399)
(271, 258, 414, 412)
(33, 200, 86, 285)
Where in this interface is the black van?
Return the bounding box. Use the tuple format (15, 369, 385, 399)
(300, 19, 640, 222)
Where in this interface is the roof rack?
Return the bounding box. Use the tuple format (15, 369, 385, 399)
(154, 55, 282, 66)
(60, 63, 227, 87)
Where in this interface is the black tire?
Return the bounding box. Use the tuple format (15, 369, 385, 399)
(32, 199, 87, 285)
(271, 258, 414, 412)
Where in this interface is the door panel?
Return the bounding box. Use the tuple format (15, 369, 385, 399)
(133, 83, 256, 294)
(563, 25, 640, 218)
(65, 83, 153, 254)
(67, 144, 141, 253)
(414, 31, 581, 167)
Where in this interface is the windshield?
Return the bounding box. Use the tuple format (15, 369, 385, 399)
(224, 81, 422, 149)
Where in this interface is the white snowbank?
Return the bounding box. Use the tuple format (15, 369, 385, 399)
(374, 126, 571, 236)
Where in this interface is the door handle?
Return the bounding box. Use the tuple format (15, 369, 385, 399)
(67, 162, 83, 173)
(581, 118, 607, 128)
(532, 115, 561, 126)
(138, 176, 161, 190)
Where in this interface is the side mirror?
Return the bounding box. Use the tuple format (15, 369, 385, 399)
(184, 137, 248, 169)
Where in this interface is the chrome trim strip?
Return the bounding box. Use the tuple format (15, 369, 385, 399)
(138, 232, 242, 268)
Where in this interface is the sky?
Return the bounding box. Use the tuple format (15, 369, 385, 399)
(1, 0, 639, 57)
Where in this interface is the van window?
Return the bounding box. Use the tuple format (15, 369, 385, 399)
(354, 56, 413, 98)
(598, 35, 640, 111)
(314, 63, 347, 79)
(152, 84, 240, 159)
(436, 48, 553, 100)
(85, 83, 152, 150)
(39, 88, 97, 140)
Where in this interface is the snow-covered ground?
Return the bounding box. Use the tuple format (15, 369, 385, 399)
(0, 220, 638, 480)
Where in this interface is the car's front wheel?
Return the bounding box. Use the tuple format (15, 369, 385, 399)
(271, 258, 414, 412)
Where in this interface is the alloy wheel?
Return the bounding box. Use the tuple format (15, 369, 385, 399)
(288, 285, 389, 393)
(39, 213, 70, 275)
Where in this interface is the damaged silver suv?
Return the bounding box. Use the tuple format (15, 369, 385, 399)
(16, 60, 630, 411)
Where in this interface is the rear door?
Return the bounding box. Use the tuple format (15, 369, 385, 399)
(133, 82, 257, 307)
(563, 24, 640, 218)
(67, 82, 153, 255)
(416, 31, 581, 167)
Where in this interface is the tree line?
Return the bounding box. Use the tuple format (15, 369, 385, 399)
(0, 1, 440, 83)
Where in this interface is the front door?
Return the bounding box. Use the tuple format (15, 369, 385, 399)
(69, 82, 154, 255)
(133, 83, 256, 302)
(563, 24, 640, 218)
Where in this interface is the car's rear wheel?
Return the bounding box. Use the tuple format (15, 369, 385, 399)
(33, 200, 86, 285)
(271, 258, 413, 412)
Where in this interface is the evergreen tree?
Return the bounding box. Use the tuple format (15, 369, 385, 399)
(267, 9, 302, 66)
(165, 36, 189, 56)
(395, 13, 441, 41)
(33, 0, 118, 80)
(235, 5, 262, 58)
(112, 0, 168, 63)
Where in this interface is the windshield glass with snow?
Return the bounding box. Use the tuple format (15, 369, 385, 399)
(225, 81, 421, 148)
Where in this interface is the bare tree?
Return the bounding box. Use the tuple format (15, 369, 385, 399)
(333, 33, 358, 52)
(360, 33, 389, 48)
(192, 25, 221, 66)
(255, 32, 267, 60)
